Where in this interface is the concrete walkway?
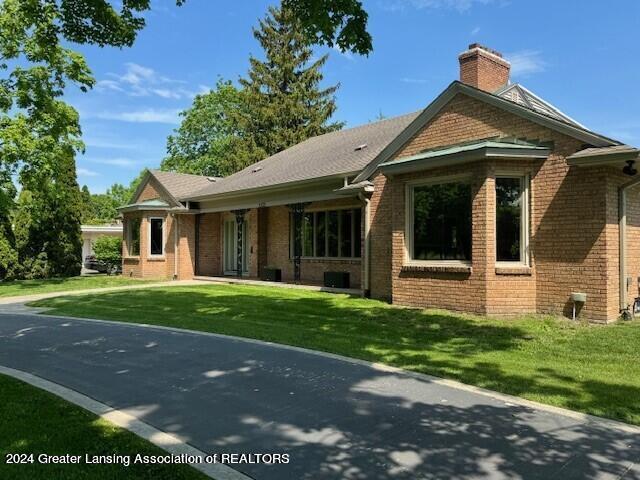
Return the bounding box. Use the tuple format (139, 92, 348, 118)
(0, 312, 638, 479)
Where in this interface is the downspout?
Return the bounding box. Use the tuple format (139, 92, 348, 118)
(173, 213, 179, 280)
(358, 192, 371, 297)
(619, 175, 640, 314)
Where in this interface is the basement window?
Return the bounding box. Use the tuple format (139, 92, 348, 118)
(149, 217, 164, 256)
(406, 177, 472, 264)
(495, 175, 529, 265)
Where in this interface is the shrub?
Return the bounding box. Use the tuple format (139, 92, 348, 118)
(94, 236, 122, 275)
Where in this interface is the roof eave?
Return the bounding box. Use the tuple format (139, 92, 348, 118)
(380, 146, 550, 176)
(567, 151, 640, 168)
(183, 171, 360, 203)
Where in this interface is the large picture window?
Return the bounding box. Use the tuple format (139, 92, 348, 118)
(409, 180, 472, 262)
(496, 176, 528, 264)
(127, 218, 141, 256)
(292, 209, 362, 259)
(149, 217, 164, 256)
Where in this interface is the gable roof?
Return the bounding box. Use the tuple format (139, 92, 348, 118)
(148, 170, 214, 201)
(184, 112, 420, 201)
(129, 169, 215, 206)
(353, 81, 620, 183)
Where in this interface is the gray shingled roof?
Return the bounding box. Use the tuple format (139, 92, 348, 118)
(184, 112, 420, 200)
(494, 83, 585, 128)
(149, 170, 216, 201)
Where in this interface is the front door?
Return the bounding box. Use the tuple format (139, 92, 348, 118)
(223, 217, 248, 275)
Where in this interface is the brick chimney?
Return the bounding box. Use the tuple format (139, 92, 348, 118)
(459, 43, 510, 92)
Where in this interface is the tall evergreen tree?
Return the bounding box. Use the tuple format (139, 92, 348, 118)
(234, 5, 343, 163)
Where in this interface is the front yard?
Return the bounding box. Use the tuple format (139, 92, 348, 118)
(32, 283, 640, 426)
(0, 374, 206, 479)
(0, 276, 159, 299)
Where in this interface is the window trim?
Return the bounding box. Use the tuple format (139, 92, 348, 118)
(126, 217, 141, 258)
(148, 216, 165, 258)
(495, 172, 530, 267)
(290, 207, 362, 260)
(404, 174, 473, 267)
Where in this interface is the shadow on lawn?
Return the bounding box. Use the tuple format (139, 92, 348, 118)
(35, 286, 640, 426)
(2, 303, 640, 479)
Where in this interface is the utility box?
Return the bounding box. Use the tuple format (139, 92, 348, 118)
(324, 271, 350, 289)
(571, 292, 587, 303)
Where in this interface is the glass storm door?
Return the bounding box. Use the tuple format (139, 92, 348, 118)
(223, 218, 248, 275)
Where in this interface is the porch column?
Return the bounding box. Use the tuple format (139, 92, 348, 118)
(233, 209, 248, 278)
(288, 202, 309, 283)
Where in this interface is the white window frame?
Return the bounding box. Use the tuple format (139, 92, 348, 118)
(127, 217, 141, 257)
(404, 174, 473, 267)
(495, 172, 530, 267)
(148, 216, 165, 258)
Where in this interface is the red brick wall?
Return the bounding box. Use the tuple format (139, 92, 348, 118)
(604, 171, 640, 320)
(369, 173, 393, 300)
(197, 213, 222, 277)
(264, 199, 363, 288)
(371, 92, 611, 321)
(121, 176, 178, 280)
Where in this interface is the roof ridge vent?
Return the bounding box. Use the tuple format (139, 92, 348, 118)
(354, 143, 368, 151)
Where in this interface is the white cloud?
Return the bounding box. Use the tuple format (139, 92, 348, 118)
(471, 26, 481, 35)
(77, 168, 98, 177)
(98, 63, 195, 99)
(88, 157, 139, 168)
(95, 108, 181, 124)
(95, 79, 123, 92)
(505, 50, 546, 77)
(400, 77, 428, 84)
(384, 0, 497, 13)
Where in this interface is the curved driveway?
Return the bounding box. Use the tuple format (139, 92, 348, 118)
(0, 312, 638, 480)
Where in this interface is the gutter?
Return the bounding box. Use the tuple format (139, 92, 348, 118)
(619, 175, 640, 314)
(358, 192, 371, 296)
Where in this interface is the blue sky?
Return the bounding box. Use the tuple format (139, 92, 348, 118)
(68, 0, 640, 193)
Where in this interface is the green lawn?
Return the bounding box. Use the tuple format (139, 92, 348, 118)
(32, 284, 640, 426)
(0, 374, 207, 479)
(0, 276, 160, 298)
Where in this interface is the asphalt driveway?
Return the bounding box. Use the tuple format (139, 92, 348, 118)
(0, 312, 638, 479)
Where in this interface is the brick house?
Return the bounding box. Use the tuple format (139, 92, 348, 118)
(119, 44, 640, 323)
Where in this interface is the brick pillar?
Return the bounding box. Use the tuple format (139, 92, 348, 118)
(257, 207, 268, 279)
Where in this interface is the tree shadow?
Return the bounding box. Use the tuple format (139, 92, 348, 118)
(10, 286, 640, 478)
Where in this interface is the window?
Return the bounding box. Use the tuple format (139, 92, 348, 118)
(149, 217, 164, 256)
(496, 176, 528, 264)
(291, 209, 362, 259)
(409, 180, 472, 262)
(128, 218, 141, 256)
